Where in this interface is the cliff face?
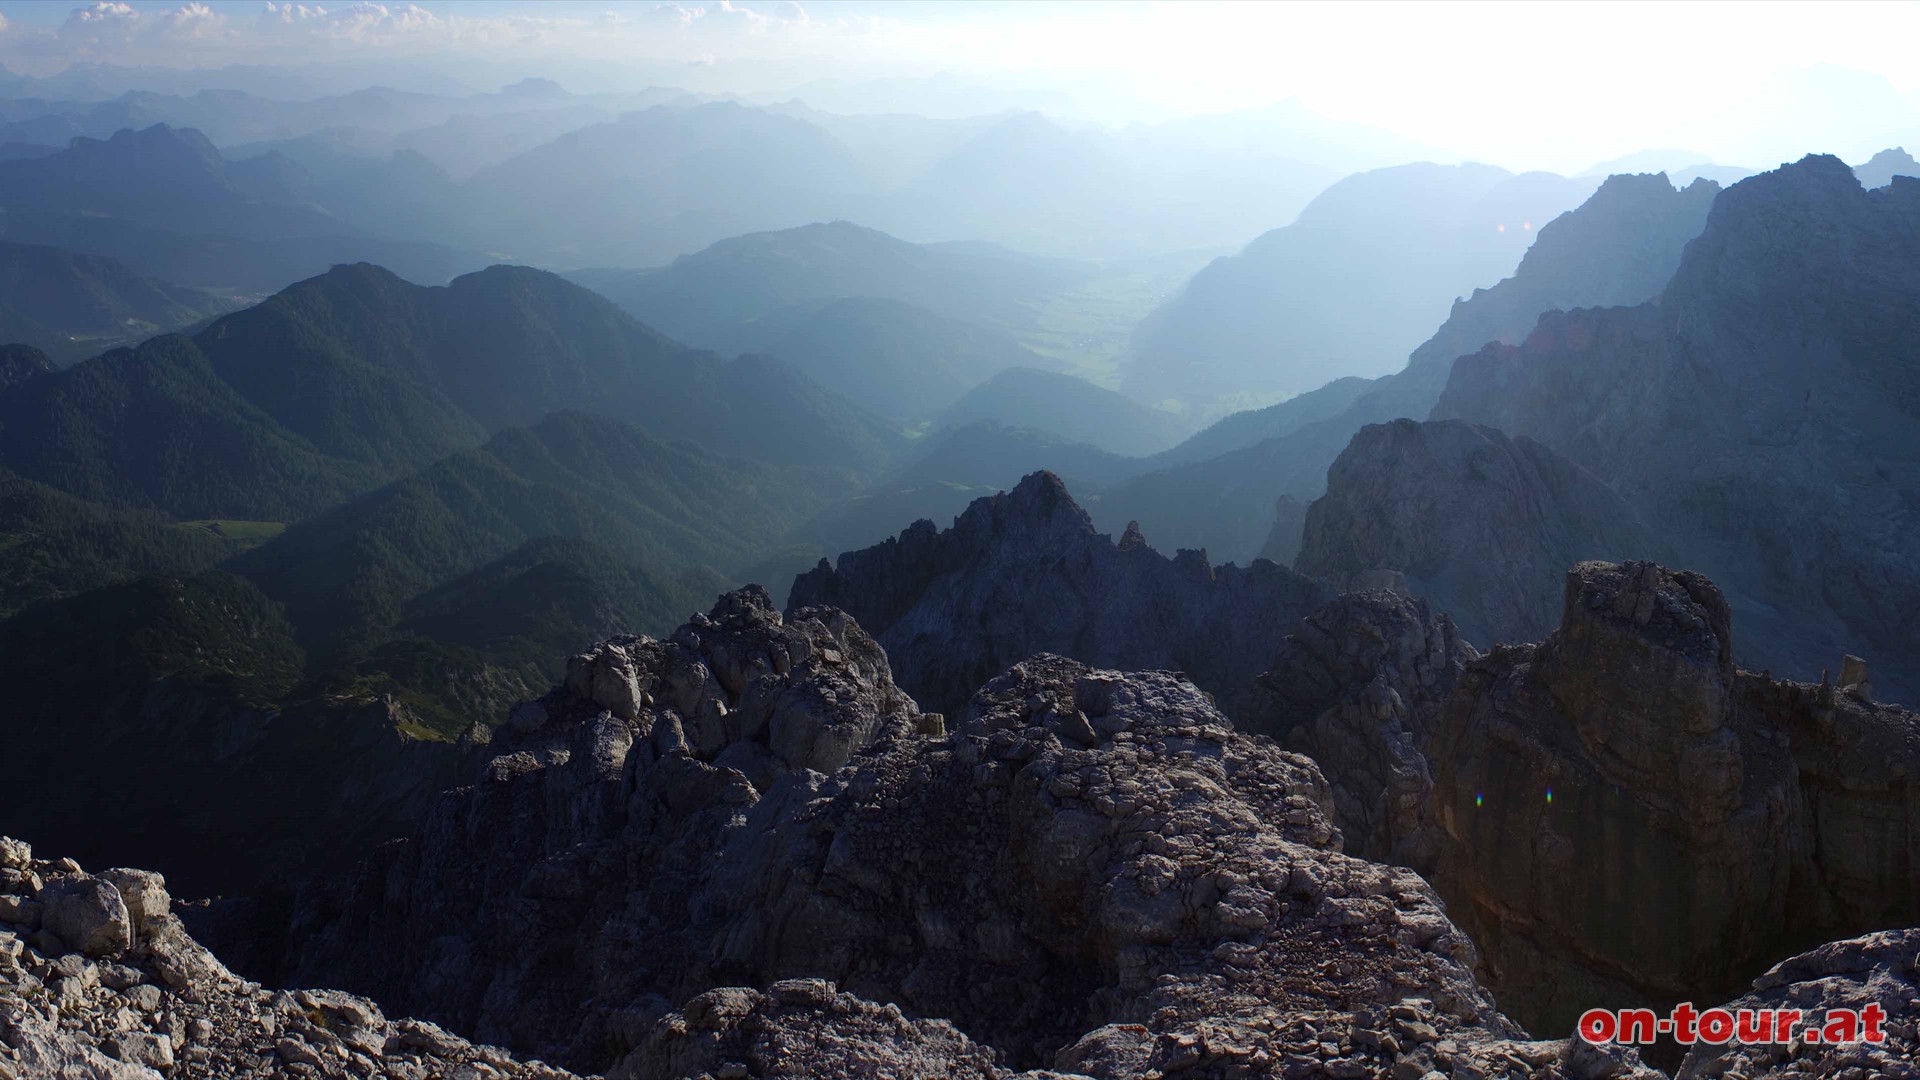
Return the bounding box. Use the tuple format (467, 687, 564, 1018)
(1252, 559, 1920, 1040)
(1295, 419, 1666, 647)
(1435, 158, 1920, 699)
(788, 470, 1331, 717)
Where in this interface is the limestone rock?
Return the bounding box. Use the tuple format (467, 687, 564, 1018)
(1243, 589, 1476, 865)
(1677, 929, 1920, 1079)
(38, 877, 132, 958)
(0, 838, 578, 1080)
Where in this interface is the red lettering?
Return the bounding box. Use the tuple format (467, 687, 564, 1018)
(1577, 1009, 1617, 1044)
(1618, 1008, 1658, 1044)
(1671, 1002, 1700, 1043)
(1735, 1008, 1771, 1043)
(1697, 1008, 1735, 1044)
(1823, 1010, 1859, 1044)
(1862, 1003, 1887, 1043)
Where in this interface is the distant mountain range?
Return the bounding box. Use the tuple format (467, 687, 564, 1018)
(0, 124, 486, 289)
(1124, 162, 1600, 415)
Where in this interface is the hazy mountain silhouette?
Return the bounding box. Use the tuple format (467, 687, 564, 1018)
(1855, 146, 1919, 188)
(1096, 171, 1721, 561)
(734, 297, 1055, 421)
(935, 367, 1187, 457)
(468, 101, 872, 264)
(0, 124, 486, 288)
(568, 220, 1088, 351)
(1125, 162, 1597, 415)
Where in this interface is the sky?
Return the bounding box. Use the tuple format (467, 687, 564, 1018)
(0, 0, 1915, 174)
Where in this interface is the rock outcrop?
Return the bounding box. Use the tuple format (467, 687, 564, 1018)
(1436, 156, 1920, 700)
(787, 471, 1331, 716)
(1255, 559, 1920, 1040)
(1295, 419, 1665, 647)
(211, 588, 1677, 1079)
(212, 586, 924, 1069)
(0, 837, 575, 1080)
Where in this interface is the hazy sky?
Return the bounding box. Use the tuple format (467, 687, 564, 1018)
(1, 0, 1915, 174)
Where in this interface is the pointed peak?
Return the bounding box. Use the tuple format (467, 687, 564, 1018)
(1118, 520, 1148, 552)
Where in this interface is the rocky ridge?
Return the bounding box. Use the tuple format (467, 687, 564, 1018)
(206, 586, 1684, 1079)
(787, 470, 1331, 716)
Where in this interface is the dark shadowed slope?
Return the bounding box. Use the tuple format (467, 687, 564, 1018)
(234, 410, 852, 648)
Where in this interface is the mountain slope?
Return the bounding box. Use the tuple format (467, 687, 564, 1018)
(1095, 171, 1722, 562)
(468, 101, 872, 265)
(0, 262, 900, 520)
(0, 123, 485, 289)
(1294, 419, 1667, 646)
(233, 410, 849, 647)
(0, 240, 239, 364)
(739, 297, 1055, 421)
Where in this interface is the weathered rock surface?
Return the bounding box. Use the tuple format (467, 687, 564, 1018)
(1435, 156, 1920, 700)
(1242, 589, 1476, 866)
(208, 588, 1674, 1078)
(0, 837, 574, 1080)
(1676, 930, 1920, 1080)
(1255, 559, 1920, 1041)
(209, 587, 924, 1069)
(787, 470, 1331, 716)
(1296, 419, 1666, 646)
